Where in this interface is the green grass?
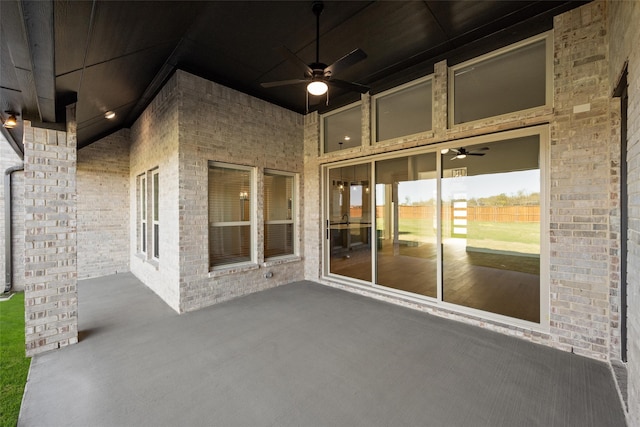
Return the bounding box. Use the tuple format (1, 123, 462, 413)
(466, 221, 540, 245)
(1, 293, 31, 427)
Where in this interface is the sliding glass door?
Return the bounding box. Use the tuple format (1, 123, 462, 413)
(375, 153, 437, 297)
(328, 164, 372, 281)
(441, 136, 541, 322)
(324, 130, 544, 324)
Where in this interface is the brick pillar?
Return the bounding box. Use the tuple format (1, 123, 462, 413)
(550, 2, 611, 359)
(24, 104, 78, 356)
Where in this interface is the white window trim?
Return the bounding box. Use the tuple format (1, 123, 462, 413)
(264, 169, 299, 261)
(371, 74, 435, 144)
(208, 161, 257, 271)
(320, 100, 363, 155)
(448, 30, 553, 128)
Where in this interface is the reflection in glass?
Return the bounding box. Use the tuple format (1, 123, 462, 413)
(328, 164, 371, 281)
(441, 136, 540, 322)
(324, 106, 361, 153)
(375, 153, 437, 297)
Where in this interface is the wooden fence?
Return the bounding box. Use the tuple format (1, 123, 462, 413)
(349, 205, 540, 222)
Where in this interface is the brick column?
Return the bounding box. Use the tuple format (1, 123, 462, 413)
(24, 104, 78, 356)
(550, 2, 612, 359)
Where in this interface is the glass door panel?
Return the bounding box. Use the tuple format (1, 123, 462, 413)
(441, 136, 541, 322)
(375, 153, 437, 297)
(328, 164, 372, 281)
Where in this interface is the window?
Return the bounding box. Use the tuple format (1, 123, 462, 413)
(264, 171, 296, 259)
(450, 33, 551, 126)
(322, 103, 362, 153)
(375, 153, 437, 297)
(208, 163, 254, 268)
(139, 173, 147, 254)
(441, 135, 541, 322)
(323, 127, 547, 325)
(373, 77, 433, 142)
(152, 169, 159, 260)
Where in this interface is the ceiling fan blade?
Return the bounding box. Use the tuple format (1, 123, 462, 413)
(261, 79, 308, 88)
(327, 78, 370, 94)
(325, 48, 367, 77)
(468, 153, 486, 156)
(278, 46, 313, 76)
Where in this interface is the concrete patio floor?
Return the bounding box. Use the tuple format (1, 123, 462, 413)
(19, 273, 627, 426)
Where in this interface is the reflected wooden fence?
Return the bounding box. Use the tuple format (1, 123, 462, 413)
(355, 205, 540, 222)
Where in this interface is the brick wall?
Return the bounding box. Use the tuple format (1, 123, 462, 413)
(129, 74, 181, 311)
(176, 71, 305, 312)
(77, 129, 130, 279)
(609, 0, 640, 424)
(302, 1, 624, 366)
(0, 138, 23, 291)
(23, 106, 78, 356)
(549, 1, 612, 360)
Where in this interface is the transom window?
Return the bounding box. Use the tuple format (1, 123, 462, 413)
(373, 76, 433, 142)
(322, 103, 362, 153)
(449, 32, 551, 126)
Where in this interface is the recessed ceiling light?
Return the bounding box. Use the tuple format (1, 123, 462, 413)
(344, 136, 351, 141)
(104, 111, 116, 119)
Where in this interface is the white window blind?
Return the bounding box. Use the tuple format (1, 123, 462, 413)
(264, 171, 294, 258)
(208, 164, 253, 267)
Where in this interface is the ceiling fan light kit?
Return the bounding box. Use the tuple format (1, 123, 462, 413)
(307, 81, 328, 96)
(449, 146, 489, 160)
(261, 0, 369, 109)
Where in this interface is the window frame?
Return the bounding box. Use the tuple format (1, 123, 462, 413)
(208, 161, 257, 270)
(371, 74, 434, 144)
(321, 125, 549, 332)
(320, 101, 363, 155)
(448, 31, 553, 128)
(151, 168, 160, 260)
(263, 169, 298, 261)
(138, 173, 147, 255)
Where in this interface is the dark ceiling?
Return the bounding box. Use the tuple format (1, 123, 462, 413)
(1, 0, 587, 157)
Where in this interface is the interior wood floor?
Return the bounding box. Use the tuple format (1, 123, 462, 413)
(330, 240, 540, 323)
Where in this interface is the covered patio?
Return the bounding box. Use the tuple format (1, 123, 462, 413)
(19, 274, 626, 426)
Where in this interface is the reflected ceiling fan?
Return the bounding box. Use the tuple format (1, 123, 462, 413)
(260, 1, 369, 108)
(443, 147, 489, 160)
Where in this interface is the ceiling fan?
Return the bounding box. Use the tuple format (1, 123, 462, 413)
(443, 147, 489, 160)
(260, 1, 369, 106)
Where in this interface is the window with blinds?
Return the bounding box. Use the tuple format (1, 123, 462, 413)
(139, 173, 147, 254)
(264, 171, 295, 259)
(152, 169, 159, 260)
(208, 163, 254, 268)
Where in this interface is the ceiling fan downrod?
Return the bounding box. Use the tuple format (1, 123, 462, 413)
(312, 1, 324, 65)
